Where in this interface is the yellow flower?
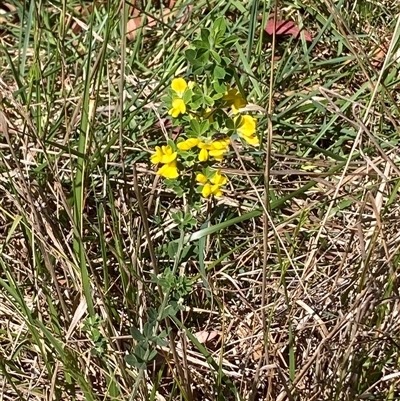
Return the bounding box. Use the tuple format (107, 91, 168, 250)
(209, 137, 230, 160)
(157, 160, 179, 179)
(241, 134, 259, 146)
(150, 145, 177, 164)
(171, 78, 188, 97)
(169, 78, 189, 117)
(208, 150, 225, 161)
(197, 137, 230, 162)
(223, 88, 246, 114)
(177, 138, 200, 151)
(196, 170, 228, 198)
(236, 115, 259, 146)
(168, 98, 186, 117)
(237, 115, 256, 135)
(201, 183, 214, 198)
(210, 170, 228, 186)
(150, 145, 179, 179)
(198, 147, 209, 162)
(196, 173, 208, 184)
(211, 137, 230, 149)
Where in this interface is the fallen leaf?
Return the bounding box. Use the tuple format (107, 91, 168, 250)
(265, 17, 312, 42)
(146, 15, 156, 28)
(0, 2, 16, 12)
(126, 8, 173, 40)
(193, 330, 219, 344)
(252, 343, 263, 361)
(370, 37, 392, 67)
(70, 4, 93, 35)
(175, 5, 193, 25)
(126, 15, 143, 41)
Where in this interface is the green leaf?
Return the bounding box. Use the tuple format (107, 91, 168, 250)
(154, 336, 168, 347)
(143, 322, 155, 338)
(148, 349, 158, 362)
(182, 89, 192, 104)
(125, 354, 146, 370)
(168, 241, 179, 259)
(164, 179, 184, 197)
(200, 29, 210, 45)
(192, 39, 209, 50)
(192, 65, 204, 75)
(225, 117, 235, 130)
(160, 304, 178, 319)
(223, 35, 239, 46)
(210, 50, 221, 64)
(222, 56, 232, 65)
(125, 354, 138, 367)
(134, 343, 148, 361)
(190, 118, 201, 135)
(199, 119, 210, 135)
(204, 96, 214, 106)
(196, 49, 210, 64)
(148, 308, 158, 324)
(185, 49, 197, 64)
(213, 65, 226, 79)
(167, 139, 176, 150)
(159, 329, 170, 339)
(213, 80, 227, 94)
(130, 327, 145, 341)
(213, 17, 227, 37)
(172, 211, 184, 226)
(190, 94, 203, 109)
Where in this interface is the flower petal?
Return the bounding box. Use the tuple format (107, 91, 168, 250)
(197, 141, 212, 150)
(223, 87, 246, 113)
(198, 148, 209, 162)
(209, 149, 226, 159)
(157, 161, 179, 179)
(211, 170, 228, 186)
(161, 145, 172, 154)
(168, 98, 186, 117)
(150, 146, 163, 164)
(237, 115, 257, 137)
(241, 135, 259, 146)
(213, 154, 224, 162)
(171, 78, 188, 97)
(233, 97, 246, 113)
(161, 152, 177, 164)
(158, 145, 177, 163)
(211, 138, 230, 150)
(177, 138, 200, 151)
(196, 173, 208, 184)
(201, 183, 212, 198)
(211, 185, 223, 198)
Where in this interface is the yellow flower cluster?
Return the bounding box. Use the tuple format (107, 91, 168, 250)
(196, 170, 228, 198)
(236, 115, 258, 146)
(150, 145, 178, 179)
(222, 87, 258, 146)
(222, 87, 246, 114)
(150, 77, 260, 198)
(168, 78, 187, 117)
(177, 137, 230, 162)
